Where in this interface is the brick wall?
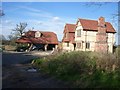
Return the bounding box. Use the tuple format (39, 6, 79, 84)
(95, 17, 108, 53)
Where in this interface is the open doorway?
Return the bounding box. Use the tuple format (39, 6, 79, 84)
(74, 44, 76, 50)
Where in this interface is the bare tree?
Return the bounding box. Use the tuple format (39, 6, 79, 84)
(0, 10, 5, 16)
(0, 6, 5, 16)
(12, 22, 27, 38)
(84, 2, 120, 45)
(8, 34, 17, 41)
(7, 33, 19, 46)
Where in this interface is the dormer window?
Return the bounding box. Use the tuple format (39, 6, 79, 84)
(35, 31, 41, 38)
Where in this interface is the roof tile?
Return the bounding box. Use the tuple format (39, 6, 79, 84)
(16, 31, 58, 44)
(64, 24, 76, 33)
(79, 18, 116, 33)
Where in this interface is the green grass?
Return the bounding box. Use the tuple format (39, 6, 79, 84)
(32, 51, 120, 88)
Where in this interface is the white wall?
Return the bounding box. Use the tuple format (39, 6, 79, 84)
(75, 21, 97, 51)
(62, 42, 74, 51)
(107, 33, 115, 53)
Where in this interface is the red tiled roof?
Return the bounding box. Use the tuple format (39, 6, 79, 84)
(62, 24, 76, 43)
(69, 33, 75, 44)
(16, 31, 58, 44)
(78, 18, 116, 33)
(64, 24, 76, 33)
(62, 18, 116, 44)
(62, 32, 75, 44)
(42, 32, 58, 44)
(30, 37, 49, 44)
(16, 38, 31, 43)
(25, 31, 35, 37)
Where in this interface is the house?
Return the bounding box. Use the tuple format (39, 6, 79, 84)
(62, 17, 116, 53)
(62, 24, 76, 51)
(16, 30, 58, 51)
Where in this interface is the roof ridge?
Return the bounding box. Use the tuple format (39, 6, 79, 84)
(78, 18, 111, 23)
(78, 18, 116, 33)
(78, 18, 97, 22)
(66, 23, 76, 25)
(28, 30, 54, 33)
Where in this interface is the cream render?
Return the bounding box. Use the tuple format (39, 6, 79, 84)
(75, 20, 115, 53)
(107, 33, 115, 53)
(62, 43, 74, 51)
(62, 24, 76, 51)
(75, 21, 96, 51)
(62, 17, 116, 53)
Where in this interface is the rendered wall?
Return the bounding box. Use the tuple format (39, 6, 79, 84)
(62, 42, 74, 51)
(75, 19, 115, 53)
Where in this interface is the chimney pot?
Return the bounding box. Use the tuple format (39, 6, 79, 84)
(98, 17, 105, 27)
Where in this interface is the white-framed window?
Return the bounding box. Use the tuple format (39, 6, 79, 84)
(86, 42, 90, 49)
(35, 31, 41, 38)
(77, 30, 81, 37)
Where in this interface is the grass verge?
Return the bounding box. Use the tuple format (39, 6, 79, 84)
(32, 51, 120, 88)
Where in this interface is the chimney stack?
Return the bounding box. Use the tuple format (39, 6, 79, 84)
(95, 17, 108, 53)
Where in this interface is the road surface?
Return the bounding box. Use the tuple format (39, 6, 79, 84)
(2, 51, 38, 65)
(2, 51, 70, 88)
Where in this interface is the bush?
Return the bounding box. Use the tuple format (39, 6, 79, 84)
(115, 46, 120, 67)
(16, 44, 29, 52)
(32, 51, 119, 88)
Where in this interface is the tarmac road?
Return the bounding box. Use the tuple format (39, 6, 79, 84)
(2, 51, 70, 88)
(2, 51, 38, 65)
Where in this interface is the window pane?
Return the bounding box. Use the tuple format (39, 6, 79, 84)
(86, 42, 90, 49)
(77, 30, 81, 37)
(67, 43, 69, 47)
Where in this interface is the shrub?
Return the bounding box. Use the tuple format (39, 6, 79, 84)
(95, 53, 118, 72)
(32, 51, 119, 88)
(115, 46, 120, 68)
(16, 44, 29, 52)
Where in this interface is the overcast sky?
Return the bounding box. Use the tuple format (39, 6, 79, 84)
(1, 2, 119, 44)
